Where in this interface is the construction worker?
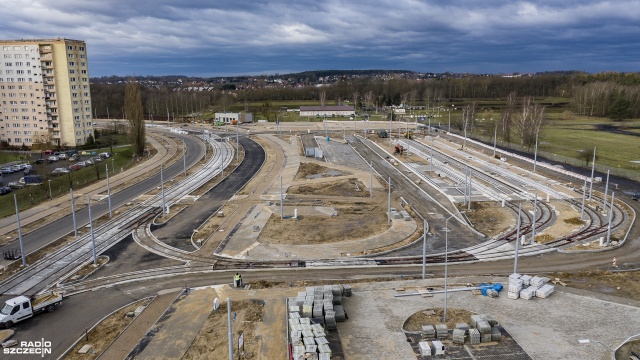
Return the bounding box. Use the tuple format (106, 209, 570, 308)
(234, 273, 241, 287)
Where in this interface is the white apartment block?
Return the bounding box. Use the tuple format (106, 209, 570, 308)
(0, 38, 93, 148)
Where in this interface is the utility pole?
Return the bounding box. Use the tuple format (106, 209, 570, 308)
(106, 164, 112, 218)
(387, 177, 391, 222)
(606, 192, 615, 246)
(533, 131, 539, 172)
(493, 124, 497, 157)
(227, 297, 233, 360)
(589, 147, 596, 200)
(369, 161, 373, 198)
(88, 196, 97, 265)
(514, 203, 522, 273)
(580, 177, 587, 220)
(161, 164, 166, 215)
(70, 187, 78, 237)
(422, 219, 427, 279)
(531, 193, 537, 245)
(280, 176, 284, 219)
(14, 194, 26, 267)
(602, 170, 610, 212)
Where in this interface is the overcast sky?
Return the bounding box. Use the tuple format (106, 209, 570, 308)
(1, 0, 638, 77)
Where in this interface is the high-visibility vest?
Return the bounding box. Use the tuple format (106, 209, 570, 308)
(235, 274, 241, 281)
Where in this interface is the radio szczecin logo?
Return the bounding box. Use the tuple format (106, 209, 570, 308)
(4, 339, 52, 357)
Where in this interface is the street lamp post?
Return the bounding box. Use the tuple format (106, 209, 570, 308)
(48, 180, 52, 199)
(443, 212, 463, 323)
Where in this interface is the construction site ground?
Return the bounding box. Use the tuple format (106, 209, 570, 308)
(68, 274, 640, 360)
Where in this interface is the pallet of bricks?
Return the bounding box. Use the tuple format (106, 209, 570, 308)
(469, 314, 502, 344)
(288, 284, 351, 360)
(508, 274, 554, 300)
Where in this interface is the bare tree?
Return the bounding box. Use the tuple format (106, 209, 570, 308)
(500, 92, 517, 143)
(125, 82, 146, 156)
(320, 91, 326, 107)
(514, 96, 546, 148)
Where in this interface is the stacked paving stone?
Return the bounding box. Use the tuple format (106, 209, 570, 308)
(343, 285, 352, 297)
(435, 323, 448, 339)
(508, 274, 524, 300)
(469, 329, 481, 344)
(452, 329, 466, 345)
(508, 273, 555, 300)
(535, 284, 555, 298)
(422, 325, 435, 339)
(288, 284, 351, 360)
(469, 314, 502, 344)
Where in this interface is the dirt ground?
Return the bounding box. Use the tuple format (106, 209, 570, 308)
(550, 270, 640, 302)
(534, 201, 583, 243)
(295, 162, 351, 180)
(463, 202, 514, 238)
(289, 178, 369, 197)
(403, 308, 475, 331)
(258, 204, 390, 244)
(64, 298, 150, 360)
(181, 299, 264, 360)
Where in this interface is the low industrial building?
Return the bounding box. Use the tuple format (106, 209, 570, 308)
(299, 106, 355, 118)
(214, 112, 253, 124)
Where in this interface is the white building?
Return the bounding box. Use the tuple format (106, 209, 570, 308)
(0, 38, 93, 147)
(214, 112, 253, 124)
(299, 106, 355, 117)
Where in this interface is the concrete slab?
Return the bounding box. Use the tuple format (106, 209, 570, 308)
(339, 277, 640, 360)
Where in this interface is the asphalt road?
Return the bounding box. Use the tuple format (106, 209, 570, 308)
(0, 131, 204, 273)
(153, 136, 266, 251)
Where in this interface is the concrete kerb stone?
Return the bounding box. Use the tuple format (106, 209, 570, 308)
(58, 295, 157, 359)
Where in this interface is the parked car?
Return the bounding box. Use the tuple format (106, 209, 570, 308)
(0, 186, 12, 195)
(75, 161, 86, 167)
(51, 168, 70, 176)
(8, 182, 24, 190)
(58, 153, 67, 160)
(85, 158, 94, 165)
(11, 165, 23, 172)
(47, 156, 59, 162)
(69, 154, 79, 162)
(93, 156, 103, 162)
(21, 175, 43, 185)
(633, 193, 640, 201)
(68, 164, 82, 171)
(42, 150, 53, 155)
(99, 152, 111, 158)
(33, 159, 45, 165)
(0, 167, 13, 174)
(23, 168, 37, 175)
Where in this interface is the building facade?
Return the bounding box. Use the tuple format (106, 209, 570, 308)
(0, 38, 93, 148)
(214, 112, 253, 124)
(299, 106, 355, 117)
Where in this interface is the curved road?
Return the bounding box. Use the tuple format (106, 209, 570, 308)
(0, 131, 204, 264)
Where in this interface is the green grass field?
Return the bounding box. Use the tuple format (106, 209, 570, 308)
(0, 145, 135, 218)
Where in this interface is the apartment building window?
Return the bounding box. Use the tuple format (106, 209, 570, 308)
(14, 54, 22, 59)
(82, 77, 88, 82)
(69, 70, 75, 74)
(2, 47, 10, 51)
(15, 62, 22, 66)
(17, 78, 25, 82)
(84, 100, 90, 104)
(22, 116, 29, 120)
(83, 92, 88, 97)
(70, 77, 76, 82)
(79, 47, 85, 51)
(14, 138, 21, 143)
(4, 62, 12, 66)
(67, 45, 73, 50)
(80, 62, 86, 67)
(5, 70, 13, 75)
(13, 131, 20, 135)
(81, 70, 87, 74)
(68, 54, 74, 58)
(72, 93, 78, 98)
(85, 107, 90, 112)
(69, 62, 75, 66)
(16, 70, 24, 74)
(80, 54, 85, 59)
(71, 85, 77, 90)
(74, 116, 80, 120)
